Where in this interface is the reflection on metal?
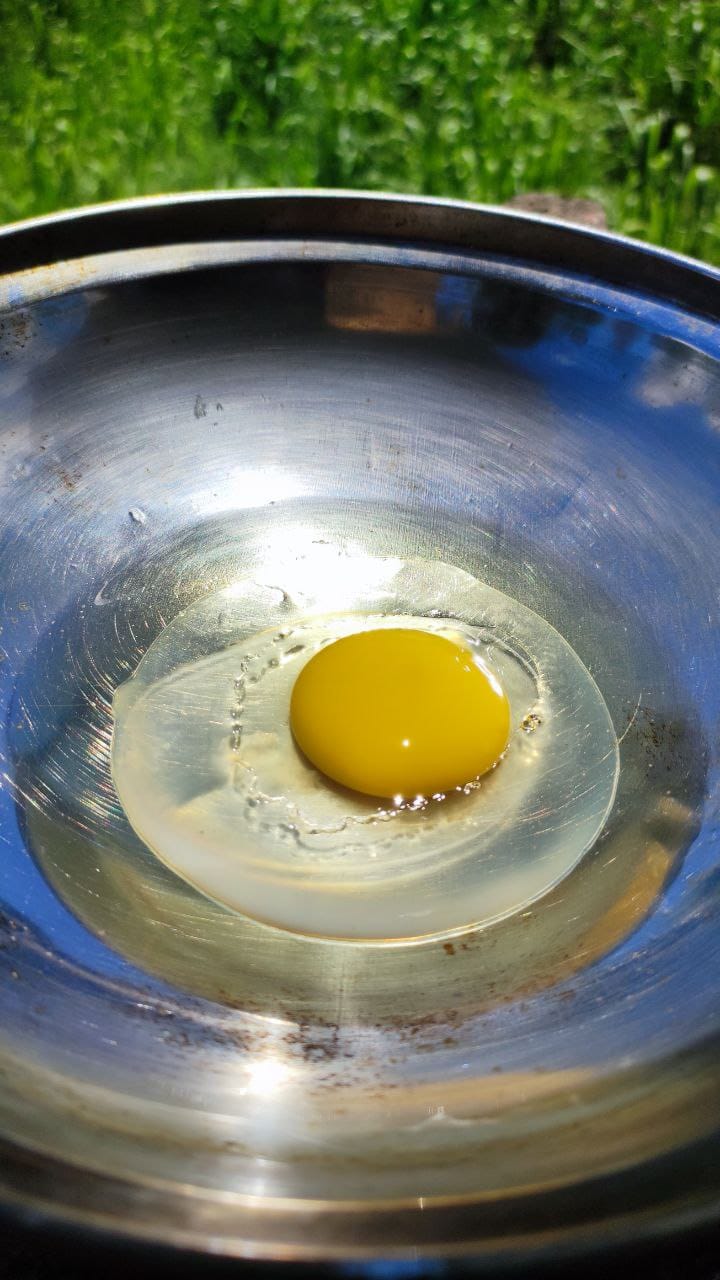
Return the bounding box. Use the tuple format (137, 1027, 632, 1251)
(0, 192, 718, 1262)
(326, 265, 443, 333)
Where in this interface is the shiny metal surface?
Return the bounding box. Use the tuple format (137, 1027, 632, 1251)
(0, 191, 719, 1265)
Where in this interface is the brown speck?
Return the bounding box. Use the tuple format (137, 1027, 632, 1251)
(521, 711, 542, 734)
(443, 941, 456, 956)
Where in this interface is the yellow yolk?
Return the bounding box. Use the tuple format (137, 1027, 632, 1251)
(289, 628, 511, 800)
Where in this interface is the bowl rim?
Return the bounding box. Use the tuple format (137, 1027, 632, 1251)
(1, 188, 719, 321)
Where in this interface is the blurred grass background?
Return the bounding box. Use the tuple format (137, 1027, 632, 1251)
(0, 0, 718, 261)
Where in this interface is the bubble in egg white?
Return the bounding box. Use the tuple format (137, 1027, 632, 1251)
(111, 554, 619, 942)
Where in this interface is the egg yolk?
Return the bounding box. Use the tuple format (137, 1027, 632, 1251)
(289, 628, 510, 800)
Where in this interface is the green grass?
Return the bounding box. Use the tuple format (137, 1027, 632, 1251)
(1, 0, 719, 261)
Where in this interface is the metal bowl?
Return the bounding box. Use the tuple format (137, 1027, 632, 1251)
(1, 191, 719, 1267)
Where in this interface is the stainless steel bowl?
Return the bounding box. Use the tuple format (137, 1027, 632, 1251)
(1, 191, 719, 1266)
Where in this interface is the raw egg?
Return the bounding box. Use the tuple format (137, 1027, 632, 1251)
(111, 551, 618, 941)
(290, 628, 510, 799)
